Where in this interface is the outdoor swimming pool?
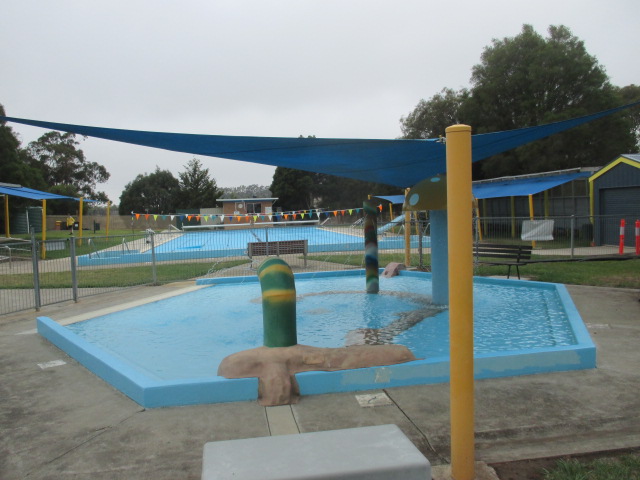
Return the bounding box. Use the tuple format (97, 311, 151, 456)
(37, 270, 596, 407)
(77, 226, 430, 266)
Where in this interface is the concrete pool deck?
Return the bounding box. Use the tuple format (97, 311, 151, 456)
(1, 282, 639, 479)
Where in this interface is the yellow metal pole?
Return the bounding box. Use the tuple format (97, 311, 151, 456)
(106, 201, 111, 238)
(404, 188, 411, 266)
(41, 200, 47, 259)
(446, 124, 475, 480)
(78, 197, 84, 246)
(389, 202, 393, 224)
(4, 194, 10, 238)
(528, 194, 535, 248)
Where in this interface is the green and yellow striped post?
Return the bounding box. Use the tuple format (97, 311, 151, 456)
(363, 200, 379, 294)
(257, 258, 297, 347)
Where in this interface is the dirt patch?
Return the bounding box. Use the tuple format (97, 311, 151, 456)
(490, 447, 640, 480)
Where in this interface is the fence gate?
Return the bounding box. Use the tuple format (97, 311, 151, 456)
(0, 237, 75, 315)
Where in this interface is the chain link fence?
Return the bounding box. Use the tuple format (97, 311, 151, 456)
(474, 214, 637, 257)
(1, 214, 636, 315)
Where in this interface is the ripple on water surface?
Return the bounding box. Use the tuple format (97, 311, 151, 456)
(66, 275, 576, 380)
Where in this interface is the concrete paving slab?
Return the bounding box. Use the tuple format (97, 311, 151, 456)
(290, 389, 450, 465)
(0, 282, 638, 479)
(32, 403, 269, 480)
(266, 405, 300, 436)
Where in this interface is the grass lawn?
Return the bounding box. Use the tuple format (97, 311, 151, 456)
(475, 259, 640, 288)
(543, 454, 640, 480)
(1, 260, 250, 289)
(309, 253, 640, 289)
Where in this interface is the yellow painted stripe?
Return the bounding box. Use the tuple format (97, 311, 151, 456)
(588, 157, 640, 182)
(258, 263, 294, 279)
(261, 289, 296, 301)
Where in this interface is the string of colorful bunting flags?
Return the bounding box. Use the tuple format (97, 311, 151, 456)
(129, 205, 384, 224)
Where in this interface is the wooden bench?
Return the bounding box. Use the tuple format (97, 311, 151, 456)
(248, 239, 308, 266)
(474, 243, 533, 279)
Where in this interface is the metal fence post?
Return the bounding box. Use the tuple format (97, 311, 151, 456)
(150, 232, 158, 284)
(418, 217, 424, 267)
(30, 232, 41, 311)
(570, 215, 576, 258)
(69, 237, 79, 302)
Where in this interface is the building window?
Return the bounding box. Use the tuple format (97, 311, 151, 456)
(246, 202, 261, 214)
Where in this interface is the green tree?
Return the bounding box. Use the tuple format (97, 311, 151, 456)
(220, 184, 271, 199)
(175, 158, 223, 209)
(270, 167, 401, 212)
(400, 88, 469, 139)
(400, 25, 639, 179)
(269, 167, 318, 211)
(0, 104, 46, 190)
(118, 167, 180, 215)
(315, 175, 401, 210)
(617, 84, 640, 148)
(26, 131, 110, 200)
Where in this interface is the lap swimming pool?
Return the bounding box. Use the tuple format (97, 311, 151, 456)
(78, 226, 430, 266)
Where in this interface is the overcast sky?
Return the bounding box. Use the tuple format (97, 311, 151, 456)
(2, 0, 639, 203)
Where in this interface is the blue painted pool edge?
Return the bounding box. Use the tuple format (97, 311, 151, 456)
(37, 316, 259, 407)
(37, 271, 596, 408)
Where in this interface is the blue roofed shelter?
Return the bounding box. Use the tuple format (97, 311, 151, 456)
(0, 182, 96, 257)
(472, 168, 595, 217)
(0, 183, 76, 234)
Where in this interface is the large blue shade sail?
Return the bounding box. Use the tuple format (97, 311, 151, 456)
(472, 171, 592, 199)
(2, 102, 637, 188)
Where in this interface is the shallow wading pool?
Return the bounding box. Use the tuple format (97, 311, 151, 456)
(37, 270, 596, 407)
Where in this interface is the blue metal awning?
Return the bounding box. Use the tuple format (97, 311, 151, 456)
(0, 185, 96, 202)
(472, 171, 592, 199)
(372, 195, 405, 204)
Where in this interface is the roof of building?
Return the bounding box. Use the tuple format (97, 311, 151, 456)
(373, 168, 595, 204)
(588, 153, 640, 182)
(472, 169, 593, 199)
(216, 198, 278, 202)
(0, 183, 93, 202)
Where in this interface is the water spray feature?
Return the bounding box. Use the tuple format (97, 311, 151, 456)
(218, 258, 417, 406)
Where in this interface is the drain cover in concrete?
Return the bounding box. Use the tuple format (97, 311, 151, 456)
(355, 392, 393, 407)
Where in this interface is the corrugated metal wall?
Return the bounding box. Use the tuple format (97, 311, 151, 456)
(593, 162, 640, 246)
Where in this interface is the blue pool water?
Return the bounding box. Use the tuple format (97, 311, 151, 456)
(77, 227, 431, 266)
(66, 274, 575, 381)
(155, 226, 358, 253)
(38, 270, 596, 407)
